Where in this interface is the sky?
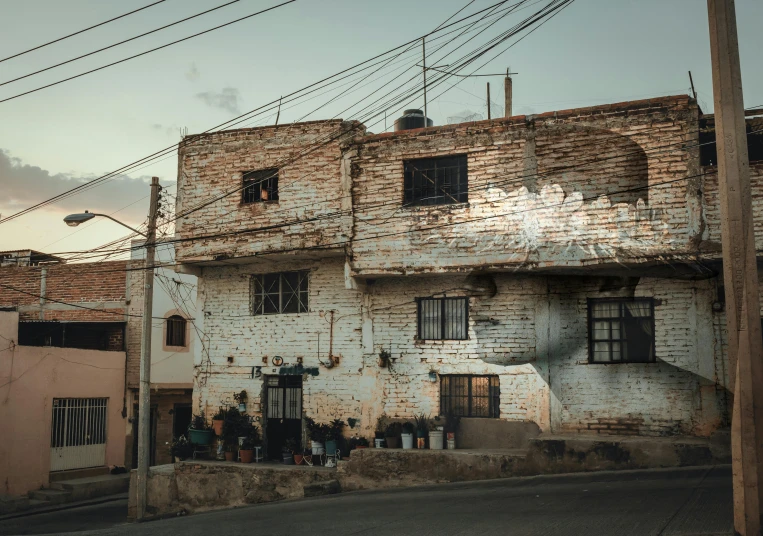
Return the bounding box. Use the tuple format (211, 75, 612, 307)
(0, 0, 761, 257)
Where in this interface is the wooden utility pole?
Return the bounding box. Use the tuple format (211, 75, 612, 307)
(707, 1, 763, 534)
(486, 82, 491, 120)
(505, 68, 512, 118)
(136, 177, 161, 520)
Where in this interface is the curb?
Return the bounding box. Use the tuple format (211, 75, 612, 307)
(0, 493, 127, 521)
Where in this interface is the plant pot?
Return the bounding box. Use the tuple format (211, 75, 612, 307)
(240, 449, 254, 463)
(429, 430, 444, 450)
(447, 438, 456, 450)
(311, 441, 325, 455)
(416, 430, 427, 438)
(385, 436, 399, 449)
(325, 440, 338, 456)
(294, 454, 303, 465)
(401, 433, 414, 449)
(374, 438, 385, 448)
(188, 429, 214, 446)
(238, 403, 246, 413)
(224, 451, 235, 462)
(212, 419, 223, 436)
(355, 445, 368, 450)
(283, 454, 294, 465)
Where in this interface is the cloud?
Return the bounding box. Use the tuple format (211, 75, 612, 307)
(185, 62, 200, 82)
(0, 149, 168, 222)
(195, 87, 241, 115)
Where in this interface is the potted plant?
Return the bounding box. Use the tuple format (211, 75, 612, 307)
(374, 415, 386, 448)
(224, 441, 236, 462)
(444, 412, 460, 449)
(414, 413, 429, 449)
(305, 417, 327, 455)
(169, 435, 193, 461)
(212, 407, 226, 436)
(429, 418, 444, 450)
(326, 419, 345, 457)
(294, 449, 305, 465)
(384, 421, 402, 449)
(233, 390, 248, 413)
(239, 426, 260, 463)
(348, 436, 369, 451)
(188, 414, 214, 446)
(283, 438, 298, 464)
(401, 421, 414, 449)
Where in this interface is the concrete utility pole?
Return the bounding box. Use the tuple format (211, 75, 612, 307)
(422, 37, 427, 125)
(707, 1, 763, 534)
(487, 82, 491, 120)
(505, 68, 512, 118)
(136, 176, 161, 521)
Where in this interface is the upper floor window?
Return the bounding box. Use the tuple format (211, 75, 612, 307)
(166, 315, 187, 347)
(251, 271, 309, 315)
(588, 298, 655, 363)
(417, 297, 468, 340)
(404, 155, 468, 206)
(242, 168, 279, 203)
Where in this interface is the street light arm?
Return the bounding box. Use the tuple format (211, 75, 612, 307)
(88, 213, 147, 237)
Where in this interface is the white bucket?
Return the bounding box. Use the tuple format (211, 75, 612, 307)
(401, 433, 414, 449)
(311, 441, 325, 455)
(374, 438, 385, 448)
(429, 430, 444, 450)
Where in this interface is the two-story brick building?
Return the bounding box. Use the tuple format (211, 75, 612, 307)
(173, 95, 763, 457)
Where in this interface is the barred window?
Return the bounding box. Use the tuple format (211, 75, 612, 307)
(404, 155, 468, 206)
(588, 298, 655, 363)
(251, 271, 309, 315)
(166, 315, 187, 347)
(440, 375, 500, 418)
(242, 168, 279, 203)
(417, 297, 468, 340)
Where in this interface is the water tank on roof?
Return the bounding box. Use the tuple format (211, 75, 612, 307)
(394, 109, 433, 131)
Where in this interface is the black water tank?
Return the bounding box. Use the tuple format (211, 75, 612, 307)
(394, 109, 434, 131)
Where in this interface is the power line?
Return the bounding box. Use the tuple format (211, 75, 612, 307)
(0, 0, 297, 105)
(0, 0, 244, 88)
(0, 0, 524, 225)
(0, 0, 168, 64)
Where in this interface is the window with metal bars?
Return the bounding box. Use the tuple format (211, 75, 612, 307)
(165, 315, 187, 347)
(440, 375, 499, 418)
(417, 297, 468, 340)
(242, 168, 279, 203)
(404, 155, 468, 206)
(251, 271, 309, 315)
(588, 298, 655, 363)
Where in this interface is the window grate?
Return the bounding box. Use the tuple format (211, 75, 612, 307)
(404, 155, 468, 206)
(440, 375, 499, 418)
(242, 168, 279, 203)
(417, 297, 468, 340)
(251, 271, 309, 315)
(588, 298, 655, 363)
(165, 315, 186, 347)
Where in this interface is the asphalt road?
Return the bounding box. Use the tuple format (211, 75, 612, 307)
(0, 466, 733, 536)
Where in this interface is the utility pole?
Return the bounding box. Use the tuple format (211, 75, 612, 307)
(707, 1, 763, 534)
(486, 82, 491, 120)
(505, 68, 513, 118)
(136, 176, 161, 521)
(422, 37, 427, 125)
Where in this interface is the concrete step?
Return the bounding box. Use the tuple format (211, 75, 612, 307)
(49, 466, 110, 483)
(26, 499, 52, 509)
(28, 489, 71, 505)
(51, 474, 130, 502)
(0, 496, 29, 515)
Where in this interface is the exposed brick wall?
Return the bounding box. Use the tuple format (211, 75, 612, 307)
(0, 261, 128, 321)
(349, 95, 701, 276)
(175, 120, 365, 263)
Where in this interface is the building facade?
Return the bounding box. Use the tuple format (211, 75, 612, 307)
(174, 96, 763, 456)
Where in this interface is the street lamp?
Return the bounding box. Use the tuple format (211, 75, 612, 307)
(62, 178, 161, 521)
(63, 210, 147, 237)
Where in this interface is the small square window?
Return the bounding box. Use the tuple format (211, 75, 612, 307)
(417, 297, 468, 340)
(587, 298, 655, 363)
(242, 168, 279, 203)
(404, 155, 468, 206)
(251, 271, 309, 315)
(440, 375, 499, 418)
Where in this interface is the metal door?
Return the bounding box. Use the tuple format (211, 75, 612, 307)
(50, 398, 108, 472)
(265, 376, 302, 459)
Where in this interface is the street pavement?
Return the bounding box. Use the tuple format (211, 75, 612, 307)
(0, 465, 732, 536)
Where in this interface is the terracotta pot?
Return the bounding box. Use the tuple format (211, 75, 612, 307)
(356, 445, 368, 450)
(240, 449, 254, 463)
(224, 451, 235, 462)
(212, 419, 223, 436)
(294, 454, 304, 465)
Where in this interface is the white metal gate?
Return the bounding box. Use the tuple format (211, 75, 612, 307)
(50, 398, 108, 472)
